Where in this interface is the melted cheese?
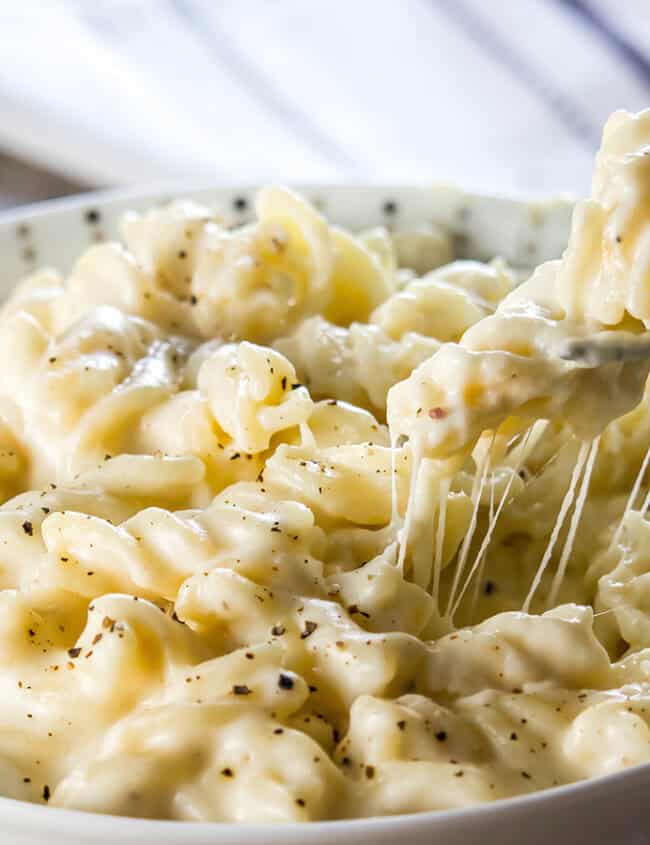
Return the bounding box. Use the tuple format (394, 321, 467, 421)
(0, 111, 648, 822)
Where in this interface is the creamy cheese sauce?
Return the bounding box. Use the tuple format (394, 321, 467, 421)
(0, 110, 649, 822)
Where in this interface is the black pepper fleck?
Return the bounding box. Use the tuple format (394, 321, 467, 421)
(301, 621, 318, 639)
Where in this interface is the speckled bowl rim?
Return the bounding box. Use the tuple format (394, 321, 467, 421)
(0, 181, 575, 292)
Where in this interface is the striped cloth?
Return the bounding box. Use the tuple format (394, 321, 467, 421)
(0, 0, 648, 208)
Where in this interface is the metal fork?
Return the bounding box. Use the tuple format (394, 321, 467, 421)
(559, 334, 650, 366)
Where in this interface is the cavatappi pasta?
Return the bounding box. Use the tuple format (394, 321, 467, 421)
(1, 110, 650, 823)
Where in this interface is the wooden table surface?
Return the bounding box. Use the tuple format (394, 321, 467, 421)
(0, 151, 82, 211)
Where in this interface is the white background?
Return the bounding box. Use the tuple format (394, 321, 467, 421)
(0, 0, 648, 207)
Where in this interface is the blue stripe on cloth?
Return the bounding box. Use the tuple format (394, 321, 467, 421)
(554, 0, 650, 87)
(426, 0, 601, 148)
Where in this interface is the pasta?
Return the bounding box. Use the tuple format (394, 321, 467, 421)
(1, 110, 650, 823)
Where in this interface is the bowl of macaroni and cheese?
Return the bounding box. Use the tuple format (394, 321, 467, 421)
(1, 109, 650, 844)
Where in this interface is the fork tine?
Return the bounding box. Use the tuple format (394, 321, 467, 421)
(560, 336, 650, 365)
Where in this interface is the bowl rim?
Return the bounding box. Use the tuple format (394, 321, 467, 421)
(0, 181, 435, 223)
(0, 179, 575, 224)
(2, 760, 649, 838)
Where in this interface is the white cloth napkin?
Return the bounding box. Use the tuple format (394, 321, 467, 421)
(0, 0, 648, 196)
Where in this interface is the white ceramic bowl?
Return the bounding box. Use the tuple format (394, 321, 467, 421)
(0, 184, 647, 845)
